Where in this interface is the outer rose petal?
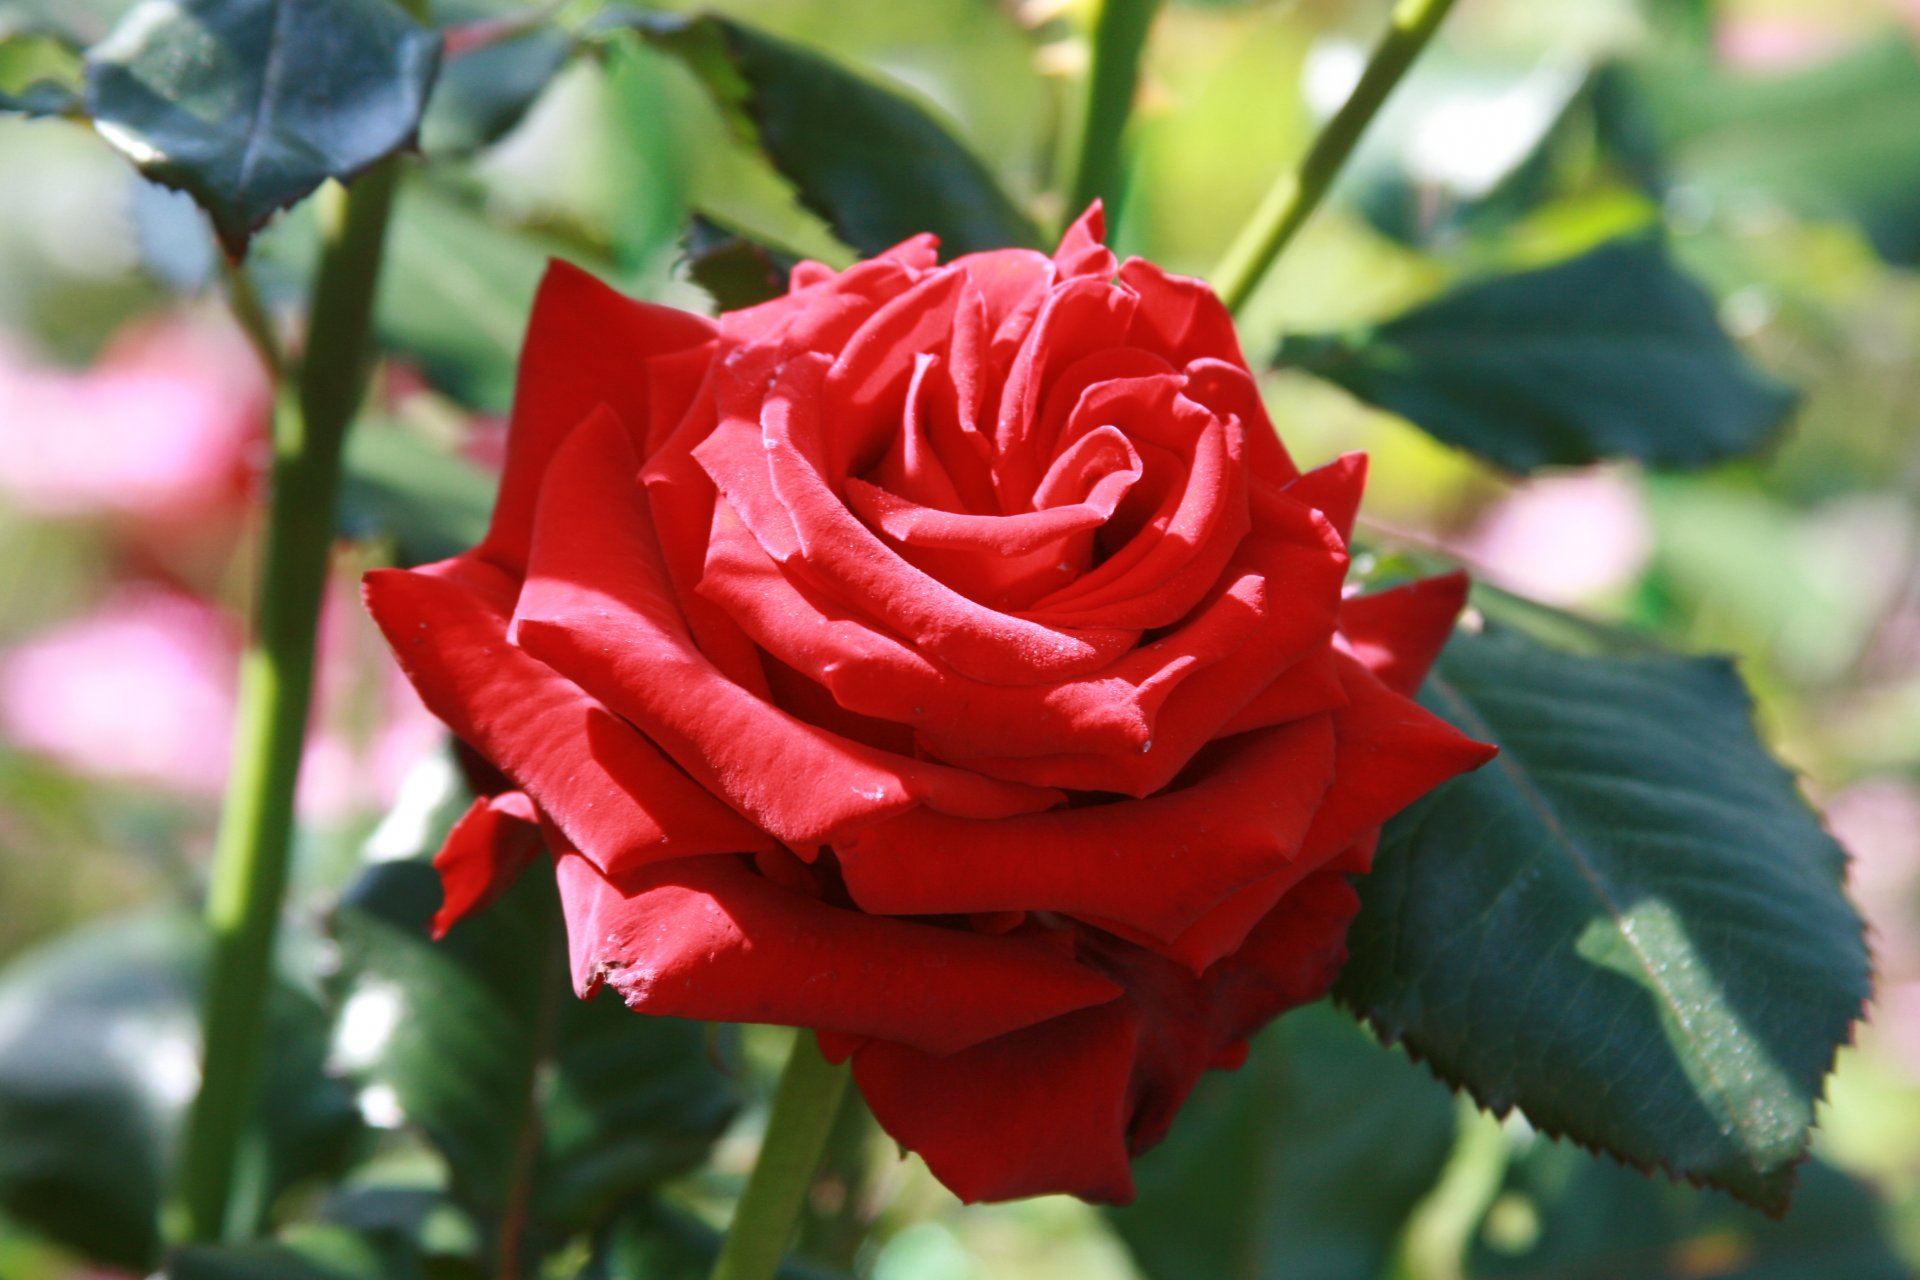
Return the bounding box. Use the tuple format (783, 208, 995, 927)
(363, 559, 773, 878)
(1298, 652, 1499, 862)
(850, 871, 1358, 1206)
(850, 1003, 1141, 1204)
(431, 790, 544, 938)
(835, 715, 1337, 939)
(554, 852, 1120, 1055)
(1340, 571, 1469, 695)
(480, 261, 716, 575)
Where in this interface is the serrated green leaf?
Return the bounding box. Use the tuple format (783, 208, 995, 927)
(340, 423, 495, 566)
(1468, 1144, 1906, 1280)
(330, 861, 735, 1250)
(1336, 623, 1869, 1213)
(1111, 1002, 1456, 1280)
(0, 914, 359, 1270)
(1281, 237, 1796, 472)
(611, 9, 1041, 257)
(85, 0, 441, 255)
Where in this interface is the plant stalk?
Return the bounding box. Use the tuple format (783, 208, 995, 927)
(709, 1033, 852, 1280)
(1211, 0, 1460, 314)
(173, 159, 405, 1245)
(1062, 0, 1166, 232)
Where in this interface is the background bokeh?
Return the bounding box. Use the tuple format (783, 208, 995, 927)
(1, 0, 1917, 1276)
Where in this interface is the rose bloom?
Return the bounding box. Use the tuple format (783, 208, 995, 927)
(367, 209, 1494, 1203)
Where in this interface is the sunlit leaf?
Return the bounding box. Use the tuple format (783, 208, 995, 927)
(1337, 623, 1870, 1212)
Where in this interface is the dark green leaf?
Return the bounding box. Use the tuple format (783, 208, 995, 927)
(85, 0, 441, 255)
(611, 10, 1042, 256)
(1336, 623, 1870, 1212)
(0, 915, 359, 1270)
(1469, 1145, 1907, 1279)
(330, 861, 735, 1245)
(1609, 38, 1920, 266)
(340, 423, 495, 566)
(1111, 1003, 1456, 1280)
(421, 2, 572, 155)
(683, 213, 796, 311)
(1281, 237, 1796, 472)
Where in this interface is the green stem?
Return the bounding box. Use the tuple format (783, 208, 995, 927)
(172, 160, 405, 1245)
(710, 1033, 852, 1280)
(1210, 0, 1460, 315)
(1062, 0, 1166, 231)
(219, 256, 285, 381)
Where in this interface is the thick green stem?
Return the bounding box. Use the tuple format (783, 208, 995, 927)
(172, 159, 404, 1245)
(710, 1033, 852, 1280)
(1062, 0, 1165, 231)
(1211, 0, 1460, 315)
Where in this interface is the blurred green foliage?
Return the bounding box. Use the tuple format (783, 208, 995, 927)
(0, 0, 1917, 1277)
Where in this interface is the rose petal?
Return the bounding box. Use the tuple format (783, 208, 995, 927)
(480, 261, 716, 575)
(1340, 571, 1469, 695)
(431, 790, 544, 938)
(835, 714, 1336, 940)
(696, 353, 1140, 682)
(851, 1001, 1141, 1204)
(364, 559, 771, 878)
(1280, 452, 1367, 545)
(512, 408, 1065, 844)
(1297, 652, 1499, 862)
(555, 852, 1120, 1055)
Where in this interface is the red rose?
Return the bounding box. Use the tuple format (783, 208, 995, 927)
(366, 208, 1495, 1204)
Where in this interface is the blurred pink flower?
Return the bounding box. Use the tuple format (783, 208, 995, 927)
(1716, 18, 1852, 71)
(0, 580, 441, 821)
(1831, 778, 1920, 1076)
(1455, 471, 1652, 607)
(0, 587, 237, 796)
(0, 313, 267, 524)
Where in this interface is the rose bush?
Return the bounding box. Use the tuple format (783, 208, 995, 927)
(365, 207, 1495, 1203)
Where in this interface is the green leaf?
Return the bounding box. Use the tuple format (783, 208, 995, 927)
(1468, 1145, 1907, 1279)
(611, 10, 1042, 257)
(420, 1, 572, 156)
(0, 79, 74, 115)
(1610, 38, 1920, 266)
(85, 0, 441, 255)
(683, 213, 797, 312)
(330, 861, 735, 1249)
(1281, 237, 1795, 472)
(1110, 1002, 1456, 1280)
(0, 914, 359, 1270)
(1335, 623, 1870, 1213)
(163, 1225, 424, 1280)
(587, 1198, 845, 1280)
(376, 182, 568, 412)
(340, 423, 495, 566)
